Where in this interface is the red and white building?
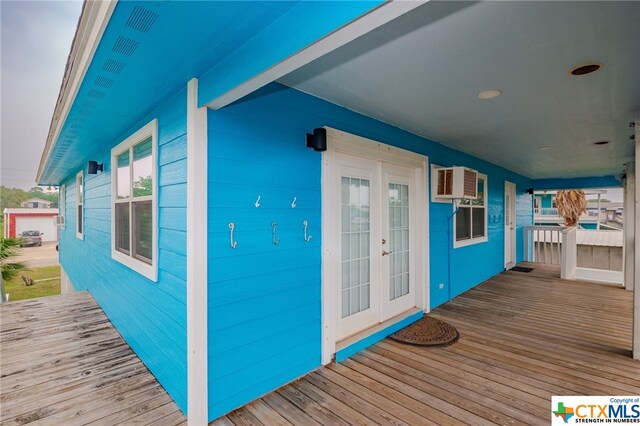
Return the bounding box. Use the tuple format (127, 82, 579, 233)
(3, 208, 59, 242)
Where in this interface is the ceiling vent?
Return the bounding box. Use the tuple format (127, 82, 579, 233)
(102, 58, 125, 74)
(125, 6, 158, 33)
(87, 89, 105, 100)
(112, 36, 139, 57)
(94, 76, 114, 89)
(434, 166, 478, 199)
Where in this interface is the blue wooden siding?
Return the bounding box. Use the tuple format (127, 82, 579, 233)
(58, 88, 188, 412)
(206, 83, 533, 420)
(533, 176, 620, 190)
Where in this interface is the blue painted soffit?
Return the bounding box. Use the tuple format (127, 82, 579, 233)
(39, 1, 381, 184)
(532, 175, 622, 190)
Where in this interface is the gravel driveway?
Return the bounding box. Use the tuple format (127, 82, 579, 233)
(10, 242, 59, 268)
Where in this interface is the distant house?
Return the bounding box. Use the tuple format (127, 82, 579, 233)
(20, 197, 53, 209)
(533, 190, 619, 230)
(34, 1, 639, 423)
(3, 208, 59, 241)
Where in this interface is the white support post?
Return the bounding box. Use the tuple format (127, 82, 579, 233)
(596, 194, 601, 230)
(560, 227, 577, 280)
(60, 267, 76, 295)
(624, 162, 635, 292)
(186, 78, 209, 421)
(633, 119, 640, 360)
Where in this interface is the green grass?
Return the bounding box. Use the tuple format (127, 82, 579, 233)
(4, 265, 61, 301)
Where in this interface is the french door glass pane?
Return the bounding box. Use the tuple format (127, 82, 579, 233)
(133, 200, 152, 264)
(389, 183, 410, 300)
(341, 177, 371, 318)
(115, 203, 130, 254)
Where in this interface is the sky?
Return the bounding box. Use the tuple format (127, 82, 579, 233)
(1, 1, 82, 190)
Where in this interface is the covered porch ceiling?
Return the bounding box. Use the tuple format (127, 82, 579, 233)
(279, 1, 640, 180)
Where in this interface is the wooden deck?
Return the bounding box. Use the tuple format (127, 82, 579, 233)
(214, 263, 638, 425)
(0, 292, 186, 426)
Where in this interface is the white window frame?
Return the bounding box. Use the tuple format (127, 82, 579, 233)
(110, 119, 158, 282)
(76, 171, 84, 240)
(453, 173, 488, 248)
(59, 184, 66, 230)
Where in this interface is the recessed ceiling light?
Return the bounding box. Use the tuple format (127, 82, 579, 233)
(570, 63, 602, 76)
(539, 146, 553, 151)
(478, 89, 502, 99)
(594, 140, 609, 145)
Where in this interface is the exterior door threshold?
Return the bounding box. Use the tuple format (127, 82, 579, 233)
(334, 307, 423, 362)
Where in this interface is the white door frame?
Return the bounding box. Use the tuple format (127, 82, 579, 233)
(321, 127, 429, 365)
(504, 181, 517, 269)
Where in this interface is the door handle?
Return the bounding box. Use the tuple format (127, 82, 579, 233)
(382, 250, 392, 256)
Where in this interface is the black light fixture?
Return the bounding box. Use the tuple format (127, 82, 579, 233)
(525, 188, 534, 195)
(87, 160, 104, 174)
(306, 128, 327, 152)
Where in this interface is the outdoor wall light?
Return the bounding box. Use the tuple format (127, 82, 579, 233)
(306, 128, 327, 152)
(87, 160, 104, 174)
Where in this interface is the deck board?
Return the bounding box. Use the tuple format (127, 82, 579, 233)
(0, 292, 186, 425)
(219, 263, 638, 425)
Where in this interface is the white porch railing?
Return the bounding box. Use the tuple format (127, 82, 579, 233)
(523, 225, 624, 285)
(523, 225, 564, 264)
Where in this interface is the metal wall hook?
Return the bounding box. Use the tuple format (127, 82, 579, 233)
(303, 220, 312, 242)
(271, 221, 281, 245)
(255, 195, 261, 208)
(228, 223, 238, 249)
(291, 197, 297, 208)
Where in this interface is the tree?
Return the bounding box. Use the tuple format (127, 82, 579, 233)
(0, 186, 29, 211)
(0, 237, 26, 303)
(0, 186, 58, 210)
(556, 190, 587, 226)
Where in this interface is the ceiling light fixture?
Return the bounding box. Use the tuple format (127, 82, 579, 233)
(539, 146, 553, 151)
(570, 63, 602, 76)
(478, 89, 502, 99)
(594, 140, 609, 145)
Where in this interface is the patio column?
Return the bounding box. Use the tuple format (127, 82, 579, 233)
(186, 78, 209, 421)
(634, 118, 639, 360)
(596, 193, 601, 230)
(624, 162, 635, 293)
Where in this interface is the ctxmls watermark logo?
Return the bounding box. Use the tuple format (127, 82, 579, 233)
(552, 396, 640, 424)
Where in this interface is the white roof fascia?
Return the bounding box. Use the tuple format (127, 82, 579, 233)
(36, 0, 117, 184)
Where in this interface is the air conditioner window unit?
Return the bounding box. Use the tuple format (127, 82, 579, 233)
(53, 215, 65, 227)
(434, 166, 478, 199)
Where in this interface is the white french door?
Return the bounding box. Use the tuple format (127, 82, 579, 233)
(336, 155, 418, 340)
(504, 181, 517, 268)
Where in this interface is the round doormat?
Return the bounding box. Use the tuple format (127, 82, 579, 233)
(389, 315, 459, 347)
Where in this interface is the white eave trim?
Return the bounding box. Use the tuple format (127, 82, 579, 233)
(36, 0, 117, 184)
(205, 0, 426, 110)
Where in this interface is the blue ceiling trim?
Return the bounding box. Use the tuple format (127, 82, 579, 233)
(532, 176, 622, 190)
(197, 1, 382, 108)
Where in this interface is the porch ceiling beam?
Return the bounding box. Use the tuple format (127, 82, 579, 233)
(204, 0, 426, 110)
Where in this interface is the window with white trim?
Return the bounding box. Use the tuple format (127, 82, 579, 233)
(59, 185, 66, 229)
(111, 120, 157, 281)
(454, 174, 487, 247)
(76, 171, 84, 239)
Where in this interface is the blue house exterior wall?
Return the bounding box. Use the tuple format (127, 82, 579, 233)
(205, 83, 532, 419)
(58, 88, 188, 412)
